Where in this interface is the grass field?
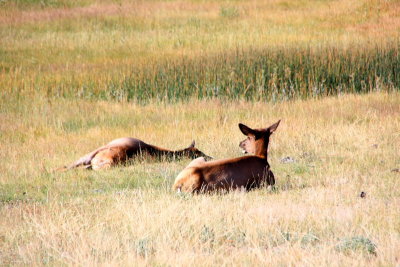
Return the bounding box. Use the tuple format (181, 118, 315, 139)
(1, 0, 399, 101)
(1, 93, 400, 265)
(1, 0, 400, 266)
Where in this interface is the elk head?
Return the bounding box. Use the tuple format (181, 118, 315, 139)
(183, 141, 213, 161)
(238, 120, 280, 158)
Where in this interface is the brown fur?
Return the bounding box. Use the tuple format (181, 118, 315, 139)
(60, 137, 212, 171)
(173, 120, 280, 193)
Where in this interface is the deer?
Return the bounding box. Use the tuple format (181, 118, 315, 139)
(59, 137, 213, 171)
(172, 120, 280, 193)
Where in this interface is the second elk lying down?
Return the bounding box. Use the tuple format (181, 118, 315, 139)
(173, 120, 280, 193)
(62, 138, 212, 171)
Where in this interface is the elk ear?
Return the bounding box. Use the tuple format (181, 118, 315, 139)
(268, 120, 281, 133)
(239, 123, 255, 136)
(189, 140, 195, 148)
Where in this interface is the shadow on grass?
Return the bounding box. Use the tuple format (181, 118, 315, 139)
(1, 159, 316, 204)
(0, 162, 176, 204)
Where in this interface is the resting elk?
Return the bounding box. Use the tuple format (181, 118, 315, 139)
(172, 120, 280, 193)
(59, 137, 212, 171)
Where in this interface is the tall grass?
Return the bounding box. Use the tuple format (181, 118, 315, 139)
(1, 93, 399, 265)
(2, 44, 399, 102)
(1, 0, 399, 102)
(1, 0, 400, 265)
(111, 44, 400, 102)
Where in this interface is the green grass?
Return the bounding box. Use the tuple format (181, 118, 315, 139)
(0, 0, 400, 265)
(1, 0, 399, 102)
(1, 92, 399, 265)
(2, 44, 398, 102)
(0, 0, 91, 9)
(107, 45, 400, 102)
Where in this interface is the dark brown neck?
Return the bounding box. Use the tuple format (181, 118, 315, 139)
(148, 145, 187, 159)
(254, 137, 270, 159)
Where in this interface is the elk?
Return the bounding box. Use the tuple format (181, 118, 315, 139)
(60, 137, 212, 171)
(172, 120, 280, 193)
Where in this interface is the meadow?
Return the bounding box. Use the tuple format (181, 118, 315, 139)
(1, 93, 400, 266)
(1, 0, 400, 266)
(1, 0, 399, 101)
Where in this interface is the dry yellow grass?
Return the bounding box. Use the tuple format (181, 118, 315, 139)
(0, 1, 399, 265)
(1, 92, 399, 265)
(1, 0, 399, 98)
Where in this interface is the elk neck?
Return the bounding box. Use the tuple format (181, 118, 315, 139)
(254, 136, 270, 160)
(148, 145, 187, 159)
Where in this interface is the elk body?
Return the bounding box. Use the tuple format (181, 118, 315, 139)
(62, 137, 212, 171)
(172, 120, 280, 193)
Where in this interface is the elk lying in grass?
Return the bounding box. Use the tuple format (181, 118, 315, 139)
(172, 120, 280, 193)
(60, 137, 212, 171)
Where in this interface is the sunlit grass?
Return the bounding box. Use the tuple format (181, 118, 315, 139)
(1, 0, 399, 100)
(0, 0, 399, 265)
(1, 92, 399, 265)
